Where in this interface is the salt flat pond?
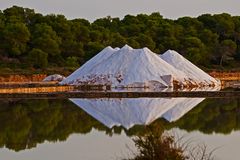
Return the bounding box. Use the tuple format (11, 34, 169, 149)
(0, 97, 239, 160)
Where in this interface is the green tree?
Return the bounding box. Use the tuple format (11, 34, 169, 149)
(92, 16, 112, 29)
(2, 22, 30, 56)
(214, 13, 235, 38)
(0, 11, 5, 55)
(31, 23, 61, 56)
(127, 38, 140, 49)
(90, 30, 102, 42)
(120, 24, 141, 37)
(111, 33, 127, 47)
(233, 17, 240, 60)
(84, 42, 104, 60)
(176, 17, 203, 36)
(3, 6, 25, 23)
(61, 40, 84, 58)
(0, 6, 240, 71)
(199, 29, 218, 49)
(28, 48, 48, 68)
(136, 34, 155, 50)
(182, 36, 206, 64)
(198, 14, 217, 32)
(66, 56, 79, 68)
(219, 39, 237, 66)
(0, 11, 5, 29)
(72, 23, 90, 43)
(156, 22, 183, 52)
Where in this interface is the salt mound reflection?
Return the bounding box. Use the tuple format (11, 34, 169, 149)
(70, 98, 204, 129)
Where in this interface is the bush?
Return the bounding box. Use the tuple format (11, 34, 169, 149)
(126, 126, 186, 160)
(124, 125, 215, 160)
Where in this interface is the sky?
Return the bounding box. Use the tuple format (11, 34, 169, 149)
(1, 0, 240, 21)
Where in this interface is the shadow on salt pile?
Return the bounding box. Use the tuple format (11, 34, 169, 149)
(69, 97, 204, 129)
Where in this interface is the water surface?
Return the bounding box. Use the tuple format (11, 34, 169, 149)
(0, 98, 239, 160)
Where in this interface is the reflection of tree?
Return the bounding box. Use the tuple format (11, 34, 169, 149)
(125, 124, 214, 160)
(125, 125, 186, 160)
(0, 98, 240, 151)
(170, 98, 240, 134)
(0, 99, 108, 151)
(134, 98, 240, 135)
(0, 102, 32, 151)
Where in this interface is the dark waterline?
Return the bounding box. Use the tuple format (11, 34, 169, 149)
(1, 90, 240, 99)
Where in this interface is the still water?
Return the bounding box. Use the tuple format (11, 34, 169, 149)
(0, 98, 239, 160)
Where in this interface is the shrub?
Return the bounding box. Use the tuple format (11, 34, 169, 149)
(124, 125, 215, 160)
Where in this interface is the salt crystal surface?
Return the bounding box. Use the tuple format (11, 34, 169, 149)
(61, 45, 220, 88)
(61, 45, 188, 87)
(160, 50, 220, 86)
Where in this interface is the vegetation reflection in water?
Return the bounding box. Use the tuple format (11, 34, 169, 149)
(0, 98, 239, 152)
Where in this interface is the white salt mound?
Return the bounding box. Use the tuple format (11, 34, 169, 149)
(68, 46, 119, 78)
(61, 45, 188, 88)
(160, 50, 220, 86)
(70, 98, 204, 129)
(61, 45, 220, 88)
(43, 74, 65, 82)
(60, 46, 119, 85)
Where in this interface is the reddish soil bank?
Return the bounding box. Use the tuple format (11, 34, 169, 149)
(209, 71, 240, 81)
(0, 71, 239, 83)
(0, 74, 47, 82)
(0, 85, 74, 94)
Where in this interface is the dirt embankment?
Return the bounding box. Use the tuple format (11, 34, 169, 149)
(0, 71, 240, 83)
(209, 71, 240, 81)
(0, 74, 47, 82)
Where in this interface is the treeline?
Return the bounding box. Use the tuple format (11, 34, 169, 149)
(171, 98, 240, 134)
(0, 6, 240, 72)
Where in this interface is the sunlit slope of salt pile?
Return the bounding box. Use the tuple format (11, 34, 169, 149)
(160, 50, 220, 86)
(62, 45, 188, 87)
(60, 46, 119, 84)
(69, 98, 203, 129)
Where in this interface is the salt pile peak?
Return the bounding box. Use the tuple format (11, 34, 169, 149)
(61, 45, 188, 88)
(160, 50, 220, 86)
(60, 46, 119, 84)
